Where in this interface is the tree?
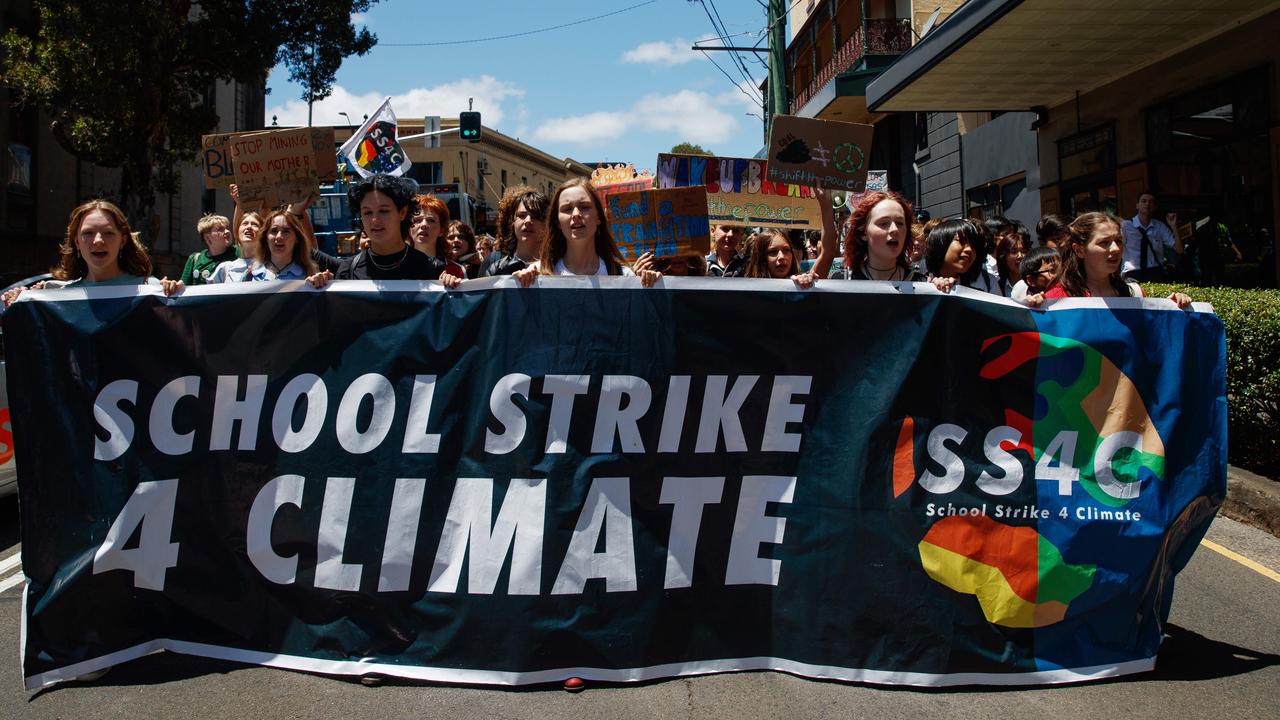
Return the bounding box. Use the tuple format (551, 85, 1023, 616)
(670, 142, 712, 156)
(0, 0, 377, 230)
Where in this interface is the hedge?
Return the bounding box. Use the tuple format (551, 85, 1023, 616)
(1149, 283, 1280, 479)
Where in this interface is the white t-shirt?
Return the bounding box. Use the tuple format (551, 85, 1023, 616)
(530, 258, 636, 276)
(209, 258, 307, 283)
(1010, 279, 1029, 302)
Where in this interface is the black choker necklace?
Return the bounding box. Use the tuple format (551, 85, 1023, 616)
(368, 245, 409, 270)
(864, 259, 901, 279)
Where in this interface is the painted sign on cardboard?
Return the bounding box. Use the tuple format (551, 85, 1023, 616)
(603, 186, 710, 261)
(656, 153, 821, 230)
(766, 115, 874, 192)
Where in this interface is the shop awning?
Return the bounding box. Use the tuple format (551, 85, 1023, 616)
(867, 0, 1280, 112)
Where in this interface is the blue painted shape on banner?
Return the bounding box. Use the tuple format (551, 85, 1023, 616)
(1022, 307, 1227, 672)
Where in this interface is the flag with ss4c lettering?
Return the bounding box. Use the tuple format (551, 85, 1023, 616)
(339, 96, 412, 178)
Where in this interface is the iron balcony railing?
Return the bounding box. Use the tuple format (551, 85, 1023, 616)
(789, 18, 912, 115)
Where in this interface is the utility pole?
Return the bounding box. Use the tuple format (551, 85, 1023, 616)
(766, 0, 788, 143)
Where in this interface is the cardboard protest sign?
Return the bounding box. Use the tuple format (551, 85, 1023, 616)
(835, 171, 889, 211)
(866, 170, 888, 192)
(592, 163, 656, 199)
(603, 186, 710, 262)
(596, 175, 655, 200)
(201, 133, 237, 190)
(309, 127, 339, 182)
(657, 153, 822, 230)
(201, 128, 334, 204)
(766, 115, 874, 192)
(229, 128, 315, 188)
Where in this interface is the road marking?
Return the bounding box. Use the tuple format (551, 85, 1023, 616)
(0, 550, 19, 574)
(0, 572, 23, 594)
(1201, 539, 1280, 583)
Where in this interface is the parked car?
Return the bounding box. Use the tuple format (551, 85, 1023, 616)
(0, 273, 53, 499)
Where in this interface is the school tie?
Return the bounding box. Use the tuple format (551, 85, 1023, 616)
(1138, 225, 1152, 270)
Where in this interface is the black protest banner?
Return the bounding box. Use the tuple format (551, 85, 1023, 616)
(4, 280, 1226, 689)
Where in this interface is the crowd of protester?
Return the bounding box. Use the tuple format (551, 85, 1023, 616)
(1, 174, 1196, 310)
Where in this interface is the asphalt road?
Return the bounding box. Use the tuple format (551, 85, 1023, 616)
(0, 493, 1276, 720)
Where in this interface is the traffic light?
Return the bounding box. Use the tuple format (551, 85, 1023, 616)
(460, 112, 482, 142)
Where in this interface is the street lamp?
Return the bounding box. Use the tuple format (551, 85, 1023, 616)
(338, 112, 354, 127)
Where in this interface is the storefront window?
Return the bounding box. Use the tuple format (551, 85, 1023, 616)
(1058, 125, 1115, 182)
(1056, 125, 1117, 217)
(1145, 66, 1273, 271)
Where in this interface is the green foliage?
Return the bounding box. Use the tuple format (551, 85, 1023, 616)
(670, 142, 712, 156)
(1150, 283, 1280, 478)
(0, 1, 377, 224)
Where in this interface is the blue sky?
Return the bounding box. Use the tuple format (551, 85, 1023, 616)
(265, 0, 774, 169)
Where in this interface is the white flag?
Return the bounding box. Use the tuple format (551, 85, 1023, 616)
(339, 97, 413, 178)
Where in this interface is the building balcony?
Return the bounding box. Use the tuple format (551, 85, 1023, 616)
(790, 18, 913, 117)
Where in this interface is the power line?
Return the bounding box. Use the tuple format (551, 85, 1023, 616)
(698, 49, 763, 108)
(696, 0, 762, 102)
(380, 0, 657, 47)
(753, 1, 805, 73)
(693, 30, 758, 45)
(696, 0, 759, 94)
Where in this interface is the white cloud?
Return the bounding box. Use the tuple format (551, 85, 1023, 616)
(531, 87, 760, 147)
(621, 39, 700, 66)
(731, 79, 765, 114)
(533, 111, 631, 144)
(350, 12, 368, 25)
(265, 76, 525, 129)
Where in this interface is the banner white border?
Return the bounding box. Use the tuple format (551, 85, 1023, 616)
(10, 275, 1214, 314)
(24, 636, 1157, 691)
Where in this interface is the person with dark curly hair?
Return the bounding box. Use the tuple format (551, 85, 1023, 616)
(307, 174, 461, 287)
(480, 185, 549, 277)
(993, 222, 1030, 297)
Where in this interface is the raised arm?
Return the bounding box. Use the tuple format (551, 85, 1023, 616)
(811, 188, 838, 279)
(230, 184, 244, 243)
(289, 190, 320, 248)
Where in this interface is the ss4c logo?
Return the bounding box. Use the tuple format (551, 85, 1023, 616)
(892, 331, 1166, 507)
